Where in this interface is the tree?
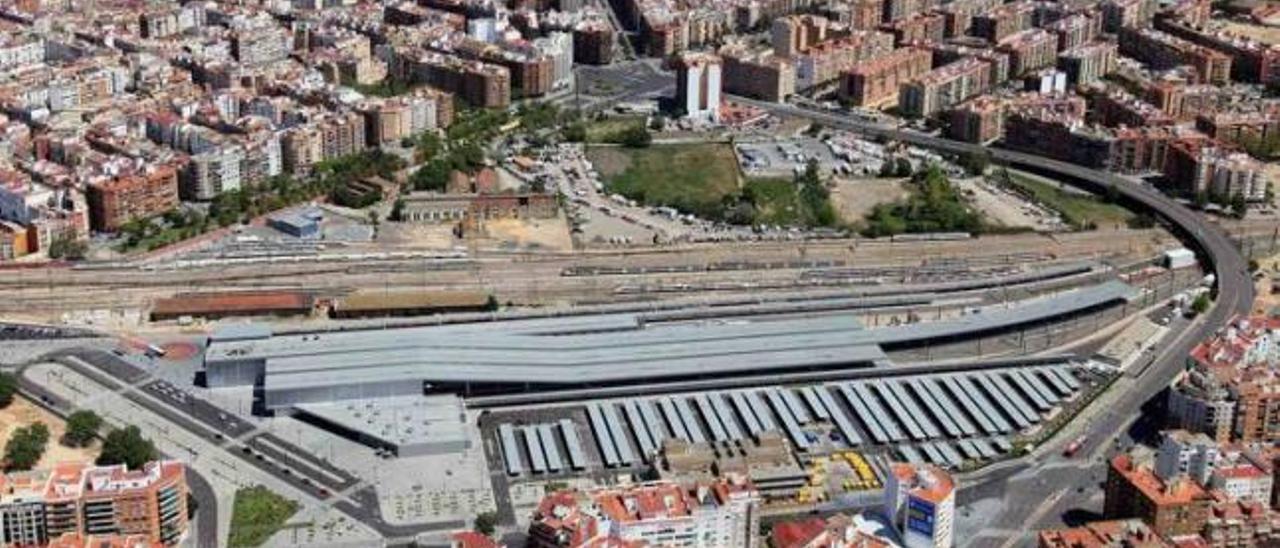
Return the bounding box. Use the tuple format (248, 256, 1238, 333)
(618, 125, 652, 148)
(97, 425, 158, 470)
(63, 410, 102, 447)
(1193, 190, 1209, 209)
(894, 157, 913, 177)
(4, 422, 49, 471)
(0, 372, 17, 409)
(483, 295, 499, 312)
(959, 150, 990, 176)
(1230, 193, 1248, 219)
(474, 511, 498, 536)
(390, 198, 406, 222)
(878, 160, 897, 178)
(1190, 292, 1211, 316)
(562, 123, 587, 143)
(48, 237, 88, 260)
(411, 160, 452, 192)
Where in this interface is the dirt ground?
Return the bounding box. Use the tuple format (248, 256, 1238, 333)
(480, 216, 574, 251)
(1253, 252, 1280, 316)
(585, 147, 631, 178)
(955, 178, 1066, 231)
(377, 222, 461, 248)
(0, 396, 100, 469)
(829, 177, 911, 223)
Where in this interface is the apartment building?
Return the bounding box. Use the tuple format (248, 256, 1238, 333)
(720, 44, 796, 102)
(358, 90, 451, 146)
(1165, 142, 1269, 201)
(1090, 88, 1177, 128)
(839, 46, 932, 108)
(1168, 316, 1280, 443)
(1105, 454, 1213, 538)
(675, 53, 723, 122)
(573, 22, 614, 65)
(1195, 106, 1280, 149)
(1118, 27, 1233, 84)
(1045, 13, 1101, 51)
(794, 31, 895, 90)
(884, 463, 955, 548)
(931, 42, 1013, 88)
(1100, 0, 1156, 32)
(0, 34, 44, 72)
(880, 13, 946, 46)
(972, 1, 1035, 43)
(1038, 520, 1168, 547)
(772, 15, 830, 58)
(900, 57, 992, 117)
(937, 0, 1004, 37)
(232, 25, 293, 66)
(947, 93, 1087, 144)
(182, 147, 243, 201)
(394, 50, 511, 108)
(85, 164, 180, 232)
(1058, 42, 1118, 86)
(997, 28, 1059, 76)
(0, 461, 188, 547)
(528, 477, 760, 548)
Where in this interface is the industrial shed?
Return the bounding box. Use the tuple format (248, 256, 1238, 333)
(329, 290, 493, 319)
(150, 291, 314, 321)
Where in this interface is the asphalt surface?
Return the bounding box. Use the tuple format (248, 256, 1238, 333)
(733, 98, 1253, 339)
(10, 360, 218, 548)
(734, 99, 1256, 542)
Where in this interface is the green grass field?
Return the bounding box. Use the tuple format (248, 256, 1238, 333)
(1004, 172, 1133, 229)
(590, 143, 742, 219)
(585, 117, 647, 143)
(743, 178, 802, 226)
(228, 485, 300, 547)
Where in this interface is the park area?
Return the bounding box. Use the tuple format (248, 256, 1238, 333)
(589, 143, 743, 219)
(229, 485, 301, 547)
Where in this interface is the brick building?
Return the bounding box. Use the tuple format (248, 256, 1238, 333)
(1118, 27, 1233, 84)
(1058, 42, 1118, 87)
(85, 164, 180, 232)
(720, 44, 796, 103)
(839, 46, 932, 108)
(0, 461, 188, 546)
(1104, 454, 1213, 538)
(1165, 142, 1269, 201)
(997, 28, 1059, 77)
(900, 57, 992, 117)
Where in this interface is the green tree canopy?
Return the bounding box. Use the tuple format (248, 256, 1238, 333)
(63, 410, 103, 448)
(97, 425, 158, 469)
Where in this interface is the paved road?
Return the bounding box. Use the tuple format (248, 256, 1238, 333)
(10, 361, 219, 548)
(733, 99, 1255, 543)
(733, 98, 1253, 339)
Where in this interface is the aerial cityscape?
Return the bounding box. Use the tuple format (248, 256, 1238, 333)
(0, 0, 1276, 547)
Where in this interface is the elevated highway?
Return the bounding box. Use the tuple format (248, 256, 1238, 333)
(731, 98, 1254, 331)
(733, 99, 1255, 461)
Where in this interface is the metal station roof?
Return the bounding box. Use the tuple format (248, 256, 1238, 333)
(209, 281, 1135, 401)
(293, 394, 467, 451)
